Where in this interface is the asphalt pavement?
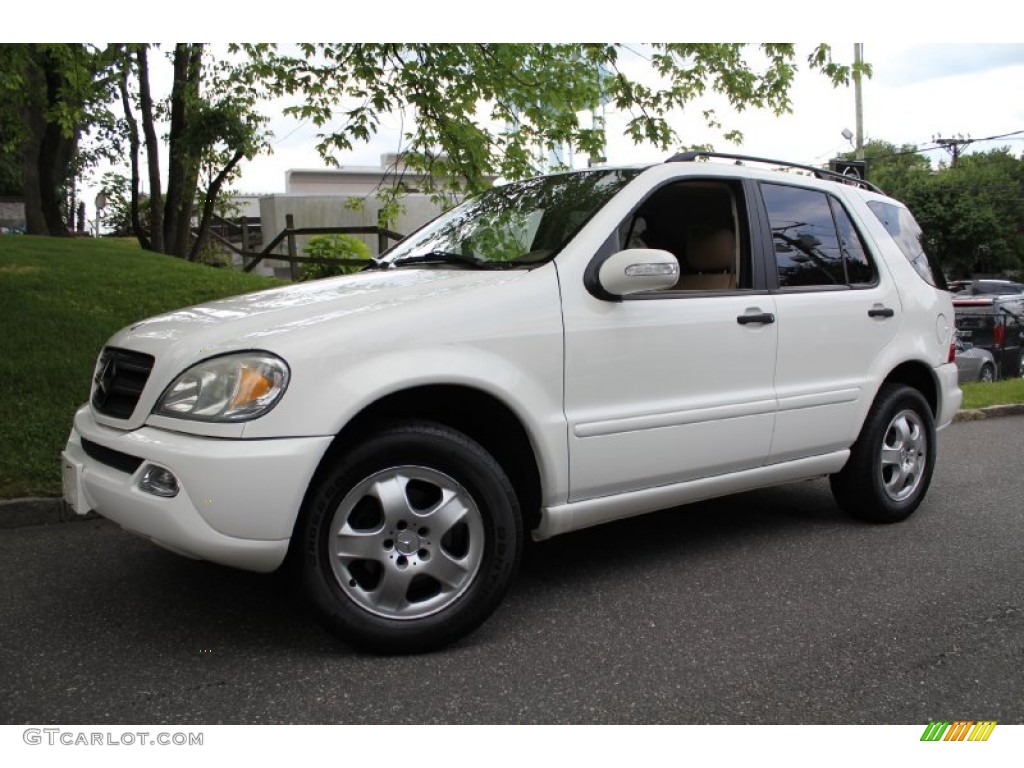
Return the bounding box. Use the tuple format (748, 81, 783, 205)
(1, 415, 1022, 724)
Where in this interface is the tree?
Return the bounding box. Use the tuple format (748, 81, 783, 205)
(4, 43, 866, 256)
(245, 44, 865, 206)
(845, 141, 1024, 277)
(118, 44, 268, 260)
(0, 150, 20, 197)
(908, 149, 1024, 277)
(842, 139, 932, 200)
(96, 170, 148, 237)
(0, 44, 119, 235)
(957, 149, 1024, 274)
(904, 170, 1009, 278)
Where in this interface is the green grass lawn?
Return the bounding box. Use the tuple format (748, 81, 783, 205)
(960, 377, 1024, 410)
(0, 236, 282, 498)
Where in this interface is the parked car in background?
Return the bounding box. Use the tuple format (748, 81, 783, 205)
(954, 334, 997, 383)
(953, 295, 1024, 379)
(951, 279, 1024, 296)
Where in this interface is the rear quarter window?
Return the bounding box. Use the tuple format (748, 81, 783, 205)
(867, 200, 948, 290)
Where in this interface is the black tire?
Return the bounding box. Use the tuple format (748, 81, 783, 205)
(295, 421, 522, 654)
(830, 384, 936, 523)
(979, 363, 995, 383)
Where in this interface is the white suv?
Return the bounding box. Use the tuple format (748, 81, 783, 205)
(62, 153, 961, 652)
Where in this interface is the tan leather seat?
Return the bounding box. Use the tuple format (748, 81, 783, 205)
(674, 228, 736, 290)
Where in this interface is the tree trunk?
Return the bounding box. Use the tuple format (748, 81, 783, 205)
(6, 45, 113, 237)
(136, 45, 164, 252)
(16, 47, 83, 236)
(119, 54, 150, 249)
(163, 44, 203, 258)
(18, 61, 48, 235)
(188, 148, 245, 262)
(37, 60, 77, 236)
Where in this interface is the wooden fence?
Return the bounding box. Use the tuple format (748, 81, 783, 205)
(195, 213, 404, 281)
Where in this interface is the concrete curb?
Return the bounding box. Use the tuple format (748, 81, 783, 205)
(0, 497, 100, 530)
(3, 405, 1022, 530)
(952, 403, 1024, 422)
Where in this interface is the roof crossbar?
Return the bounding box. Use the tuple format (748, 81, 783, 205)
(666, 150, 884, 194)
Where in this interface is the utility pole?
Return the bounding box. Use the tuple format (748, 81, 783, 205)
(933, 134, 973, 167)
(853, 43, 864, 160)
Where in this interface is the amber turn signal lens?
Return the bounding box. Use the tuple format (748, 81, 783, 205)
(231, 367, 273, 408)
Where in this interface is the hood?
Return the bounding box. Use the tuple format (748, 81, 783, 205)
(95, 266, 533, 432)
(109, 267, 525, 355)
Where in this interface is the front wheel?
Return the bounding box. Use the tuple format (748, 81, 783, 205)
(979, 363, 995, 383)
(830, 384, 936, 523)
(295, 421, 522, 653)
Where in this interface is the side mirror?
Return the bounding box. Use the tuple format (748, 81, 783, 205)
(598, 248, 679, 296)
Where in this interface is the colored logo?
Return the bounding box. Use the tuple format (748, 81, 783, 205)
(920, 721, 996, 742)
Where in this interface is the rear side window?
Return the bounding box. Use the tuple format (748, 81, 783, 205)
(867, 200, 948, 290)
(831, 198, 875, 284)
(760, 184, 878, 288)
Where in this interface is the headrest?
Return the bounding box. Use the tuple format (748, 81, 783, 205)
(687, 228, 735, 272)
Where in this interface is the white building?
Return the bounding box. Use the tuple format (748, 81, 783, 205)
(251, 155, 496, 278)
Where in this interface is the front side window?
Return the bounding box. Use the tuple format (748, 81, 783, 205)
(381, 169, 641, 269)
(762, 184, 879, 289)
(615, 180, 750, 292)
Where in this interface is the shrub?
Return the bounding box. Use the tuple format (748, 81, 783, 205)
(300, 234, 372, 281)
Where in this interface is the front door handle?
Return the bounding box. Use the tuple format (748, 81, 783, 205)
(737, 311, 776, 325)
(868, 305, 895, 318)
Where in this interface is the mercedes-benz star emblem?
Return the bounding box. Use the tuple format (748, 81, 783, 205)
(94, 357, 117, 404)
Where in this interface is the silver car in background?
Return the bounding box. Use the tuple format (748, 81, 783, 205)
(954, 334, 996, 383)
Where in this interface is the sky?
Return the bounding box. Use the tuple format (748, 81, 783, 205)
(13, 2, 1024, 213)
(231, 42, 1024, 195)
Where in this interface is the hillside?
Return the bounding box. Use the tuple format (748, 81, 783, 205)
(0, 236, 282, 497)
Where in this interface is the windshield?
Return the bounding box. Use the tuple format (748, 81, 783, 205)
(380, 169, 641, 268)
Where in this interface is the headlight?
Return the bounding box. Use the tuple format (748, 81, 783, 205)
(154, 352, 290, 422)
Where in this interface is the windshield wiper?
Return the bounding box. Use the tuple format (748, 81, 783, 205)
(360, 257, 389, 271)
(388, 251, 522, 270)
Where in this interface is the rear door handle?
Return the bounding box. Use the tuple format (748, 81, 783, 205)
(737, 312, 776, 325)
(868, 306, 895, 318)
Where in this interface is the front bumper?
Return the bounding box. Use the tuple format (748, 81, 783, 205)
(62, 405, 333, 572)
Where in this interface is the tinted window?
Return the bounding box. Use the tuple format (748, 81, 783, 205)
(830, 197, 877, 284)
(867, 200, 948, 290)
(762, 184, 845, 287)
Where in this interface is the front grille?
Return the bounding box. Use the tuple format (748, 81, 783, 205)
(81, 438, 144, 474)
(91, 347, 155, 419)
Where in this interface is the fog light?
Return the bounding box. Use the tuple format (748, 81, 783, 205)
(138, 464, 179, 498)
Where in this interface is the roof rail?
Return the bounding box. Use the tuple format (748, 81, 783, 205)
(666, 150, 885, 194)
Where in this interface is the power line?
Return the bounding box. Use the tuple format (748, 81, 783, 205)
(271, 117, 310, 147)
(866, 129, 1024, 163)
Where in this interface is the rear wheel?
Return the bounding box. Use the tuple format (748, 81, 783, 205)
(830, 384, 936, 523)
(295, 421, 522, 653)
(979, 363, 995, 383)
